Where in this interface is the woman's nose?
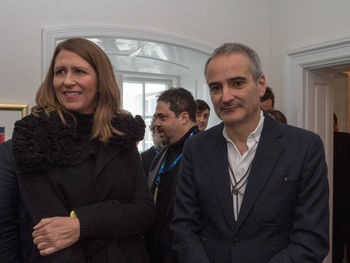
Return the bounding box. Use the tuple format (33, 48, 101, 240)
(63, 72, 75, 86)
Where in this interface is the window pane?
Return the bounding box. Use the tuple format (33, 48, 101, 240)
(145, 83, 167, 116)
(123, 82, 143, 116)
(143, 117, 153, 151)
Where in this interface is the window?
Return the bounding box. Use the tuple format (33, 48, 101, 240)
(122, 77, 170, 151)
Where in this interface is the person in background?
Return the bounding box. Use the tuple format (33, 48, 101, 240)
(0, 139, 33, 263)
(0, 127, 5, 143)
(171, 42, 329, 263)
(146, 87, 199, 263)
(266, 109, 287, 124)
(11, 38, 155, 262)
(195, 99, 210, 131)
(334, 113, 339, 132)
(260, 86, 274, 110)
(141, 115, 164, 178)
(333, 113, 350, 263)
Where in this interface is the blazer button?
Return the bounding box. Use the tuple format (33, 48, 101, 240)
(232, 237, 240, 244)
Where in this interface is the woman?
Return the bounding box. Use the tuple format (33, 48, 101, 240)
(12, 38, 155, 262)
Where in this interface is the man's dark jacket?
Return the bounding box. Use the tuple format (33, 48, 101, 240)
(146, 126, 198, 263)
(172, 114, 329, 263)
(0, 140, 33, 263)
(141, 146, 159, 178)
(333, 131, 350, 239)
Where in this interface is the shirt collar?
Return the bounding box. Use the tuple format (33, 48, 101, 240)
(223, 110, 265, 144)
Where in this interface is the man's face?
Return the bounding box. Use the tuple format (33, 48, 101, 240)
(154, 101, 182, 145)
(206, 53, 266, 127)
(196, 109, 210, 131)
(260, 99, 273, 111)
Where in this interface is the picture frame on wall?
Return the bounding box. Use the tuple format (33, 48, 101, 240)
(0, 104, 28, 142)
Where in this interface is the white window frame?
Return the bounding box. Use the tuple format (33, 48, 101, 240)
(122, 75, 173, 151)
(41, 25, 213, 81)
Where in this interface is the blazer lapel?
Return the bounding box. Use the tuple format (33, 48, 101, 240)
(207, 123, 235, 231)
(233, 117, 284, 234)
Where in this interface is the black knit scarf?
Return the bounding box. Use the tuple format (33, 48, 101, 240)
(12, 111, 145, 172)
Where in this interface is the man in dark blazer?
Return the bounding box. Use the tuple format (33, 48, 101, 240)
(0, 140, 33, 262)
(171, 43, 329, 263)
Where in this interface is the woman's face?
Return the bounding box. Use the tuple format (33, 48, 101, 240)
(53, 49, 98, 114)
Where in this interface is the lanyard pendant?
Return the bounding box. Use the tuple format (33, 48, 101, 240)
(153, 182, 160, 203)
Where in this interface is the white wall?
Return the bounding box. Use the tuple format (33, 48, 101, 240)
(0, 0, 269, 114)
(4, 0, 350, 126)
(268, 0, 350, 111)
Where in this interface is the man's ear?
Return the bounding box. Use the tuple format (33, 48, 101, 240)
(179, 111, 190, 125)
(257, 74, 266, 98)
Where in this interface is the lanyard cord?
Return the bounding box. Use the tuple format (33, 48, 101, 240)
(157, 152, 182, 176)
(228, 161, 252, 194)
(228, 161, 252, 221)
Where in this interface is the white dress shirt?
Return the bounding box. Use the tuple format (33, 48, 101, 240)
(223, 111, 264, 221)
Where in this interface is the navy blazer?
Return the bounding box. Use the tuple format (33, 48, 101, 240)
(0, 140, 32, 263)
(171, 115, 329, 263)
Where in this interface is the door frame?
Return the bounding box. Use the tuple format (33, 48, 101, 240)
(284, 36, 350, 263)
(284, 36, 350, 128)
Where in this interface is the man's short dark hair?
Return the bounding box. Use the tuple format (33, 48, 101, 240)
(261, 86, 275, 107)
(157, 88, 197, 122)
(196, 99, 210, 113)
(204, 43, 263, 83)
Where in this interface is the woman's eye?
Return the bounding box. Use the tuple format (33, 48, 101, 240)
(76, 69, 86, 74)
(54, 69, 65, 76)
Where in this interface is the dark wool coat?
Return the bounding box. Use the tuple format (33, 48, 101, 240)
(12, 111, 155, 263)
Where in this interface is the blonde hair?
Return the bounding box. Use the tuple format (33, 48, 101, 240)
(32, 38, 123, 142)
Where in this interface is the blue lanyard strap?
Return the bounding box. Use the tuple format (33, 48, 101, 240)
(154, 146, 159, 154)
(155, 130, 195, 183)
(153, 130, 195, 202)
(157, 152, 183, 178)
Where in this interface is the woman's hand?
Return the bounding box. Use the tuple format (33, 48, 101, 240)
(32, 216, 80, 256)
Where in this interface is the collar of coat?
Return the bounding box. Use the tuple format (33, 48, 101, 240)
(12, 110, 145, 172)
